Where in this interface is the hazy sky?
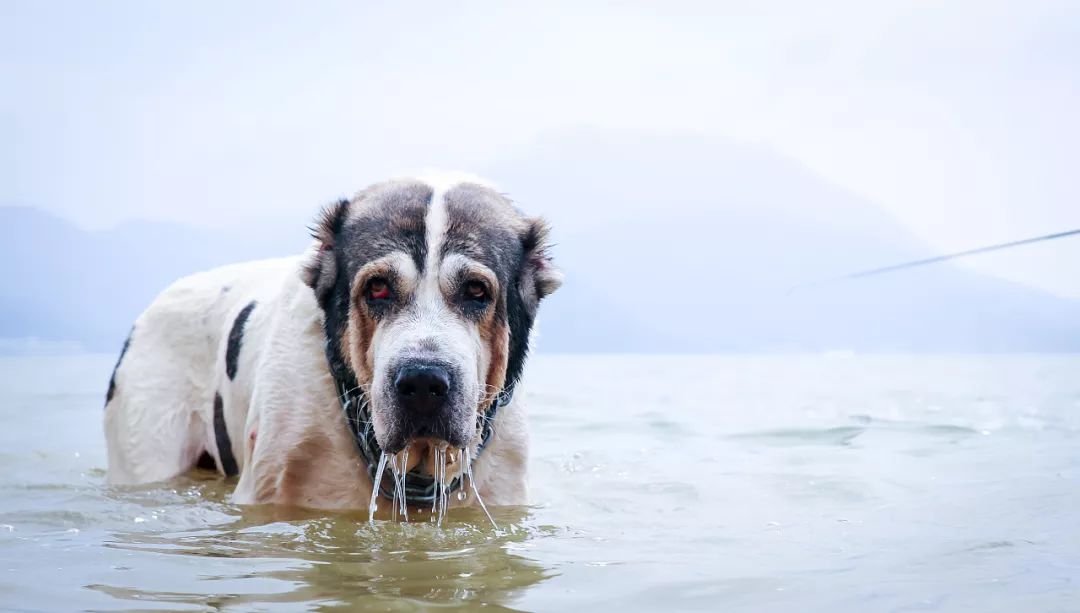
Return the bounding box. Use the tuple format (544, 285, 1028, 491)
(4, 0, 1079, 297)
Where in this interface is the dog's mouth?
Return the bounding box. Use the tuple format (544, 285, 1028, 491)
(381, 421, 471, 456)
(391, 437, 464, 481)
(367, 437, 497, 526)
(340, 381, 502, 526)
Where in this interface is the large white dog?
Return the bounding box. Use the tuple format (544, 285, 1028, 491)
(104, 174, 561, 515)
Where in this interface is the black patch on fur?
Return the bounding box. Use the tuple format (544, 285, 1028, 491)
(504, 296, 534, 389)
(213, 393, 239, 477)
(503, 268, 536, 391)
(504, 220, 559, 390)
(441, 184, 522, 273)
(308, 183, 432, 387)
(334, 183, 432, 280)
(105, 327, 134, 405)
(225, 301, 257, 381)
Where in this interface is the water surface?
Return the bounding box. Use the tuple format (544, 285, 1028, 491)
(2, 354, 1079, 611)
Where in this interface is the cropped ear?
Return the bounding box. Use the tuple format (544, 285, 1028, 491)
(518, 217, 562, 308)
(302, 199, 350, 307)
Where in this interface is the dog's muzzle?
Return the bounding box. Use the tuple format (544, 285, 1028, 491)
(383, 360, 470, 452)
(338, 378, 512, 505)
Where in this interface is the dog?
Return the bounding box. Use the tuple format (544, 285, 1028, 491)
(103, 174, 561, 513)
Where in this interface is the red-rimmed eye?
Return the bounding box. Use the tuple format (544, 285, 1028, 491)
(464, 280, 488, 302)
(367, 279, 391, 301)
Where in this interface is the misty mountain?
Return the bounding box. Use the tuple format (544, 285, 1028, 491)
(485, 130, 1080, 352)
(0, 207, 311, 352)
(3, 130, 1078, 353)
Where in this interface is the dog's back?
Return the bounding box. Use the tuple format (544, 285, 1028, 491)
(104, 257, 297, 484)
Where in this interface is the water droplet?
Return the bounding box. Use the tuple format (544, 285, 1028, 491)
(456, 490, 467, 501)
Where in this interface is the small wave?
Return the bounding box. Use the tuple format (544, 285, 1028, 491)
(727, 426, 866, 447)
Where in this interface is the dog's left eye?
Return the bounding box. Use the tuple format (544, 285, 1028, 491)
(463, 280, 489, 303)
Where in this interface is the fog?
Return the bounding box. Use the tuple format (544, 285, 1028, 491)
(3, 1, 1079, 351)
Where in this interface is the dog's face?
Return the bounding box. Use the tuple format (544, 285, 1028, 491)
(303, 176, 560, 462)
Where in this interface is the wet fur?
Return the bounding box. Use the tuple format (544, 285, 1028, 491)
(103, 174, 560, 510)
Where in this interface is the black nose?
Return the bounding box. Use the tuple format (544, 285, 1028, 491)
(394, 364, 450, 414)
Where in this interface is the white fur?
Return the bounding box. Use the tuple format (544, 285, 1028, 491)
(104, 177, 530, 510)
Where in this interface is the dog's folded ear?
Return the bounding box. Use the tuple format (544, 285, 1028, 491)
(518, 217, 562, 308)
(302, 199, 350, 307)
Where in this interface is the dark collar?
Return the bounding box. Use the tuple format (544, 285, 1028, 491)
(329, 350, 512, 504)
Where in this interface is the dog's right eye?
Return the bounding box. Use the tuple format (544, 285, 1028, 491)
(366, 278, 391, 302)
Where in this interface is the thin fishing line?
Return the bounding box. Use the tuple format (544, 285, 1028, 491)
(789, 228, 1080, 293)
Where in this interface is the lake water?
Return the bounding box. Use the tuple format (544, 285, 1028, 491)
(1, 354, 1079, 612)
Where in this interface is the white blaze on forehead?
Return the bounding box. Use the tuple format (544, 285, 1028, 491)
(420, 180, 451, 305)
(415, 171, 499, 292)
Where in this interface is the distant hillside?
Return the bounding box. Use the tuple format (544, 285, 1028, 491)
(0, 206, 311, 352)
(484, 130, 1080, 352)
(3, 130, 1079, 353)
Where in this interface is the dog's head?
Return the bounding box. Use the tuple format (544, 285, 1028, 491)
(303, 174, 561, 461)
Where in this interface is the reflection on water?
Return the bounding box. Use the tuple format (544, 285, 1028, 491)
(2, 354, 1080, 611)
(83, 475, 551, 611)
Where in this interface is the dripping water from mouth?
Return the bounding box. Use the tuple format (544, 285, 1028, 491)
(368, 452, 389, 523)
(431, 445, 441, 521)
(438, 445, 449, 525)
(369, 443, 497, 530)
(389, 454, 398, 522)
(465, 446, 498, 529)
(397, 448, 409, 521)
(433, 442, 449, 526)
(387, 451, 409, 522)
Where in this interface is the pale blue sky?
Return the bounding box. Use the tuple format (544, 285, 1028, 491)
(4, 0, 1079, 297)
